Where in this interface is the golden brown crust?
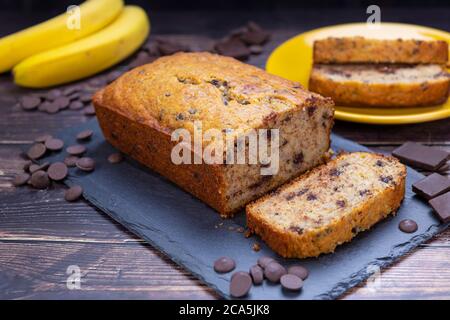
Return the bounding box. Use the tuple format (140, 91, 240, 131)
(309, 65, 450, 108)
(313, 37, 449, 64)
(246, 152, 407, 258)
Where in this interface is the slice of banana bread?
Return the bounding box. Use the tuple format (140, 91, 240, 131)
(313, 37, 448, 64)
(309, 64, 450, 107)
(246, 152, 406, 258)
(94, 52, 334, 217)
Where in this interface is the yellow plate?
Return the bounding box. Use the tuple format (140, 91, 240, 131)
(266, 23, 450, 125)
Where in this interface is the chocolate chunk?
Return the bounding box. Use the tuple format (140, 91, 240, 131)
(29, 162, 49, 173)
(83, 105, 96, 116)
(76, 129, 93, 141)
(257, 256, 275, 269)
(20, 96, 41, 111)
(213, 256, 236, 273)
(35, 134, 52, 143)
(230, 271, 252, 298)
(288, 265, 309, 280)
(412, 173, 450, 200)
(47, 162, 68, 181)
(215, 37, 251, 61)
(392, 142, 449, 171)
(45, 138, 64, 151)
(398, 219, 418, 233)
(76, 157, 95, 172)
(280, 274, 303, 291)
(249, 265, 264, 285)
(29, 170, 50, 189)
(108, 152, 123, 164)
(64, 156, 79, 167)
(12, 173, 30, 186)
(66, 145, 86, 156)
(65, 185, 83, 202)
(240, 29, 270, 45)
(69, 101, 84, 110)
(27, 143, 47, 160)
(157, 40, 187, 56)
(264, 261, 287, 283)
(429, 191, 450, 223)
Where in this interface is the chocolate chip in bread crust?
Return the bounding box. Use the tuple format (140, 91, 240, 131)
(65, 185, 83, 202)
(47, 162, 68, 181)
(264, 261, 287, 283)
(213, 257, 236, 273)
(288, 265, 309, 280)
(280, 274, 303, 291)
(230, 271, 252, 298)
(398, 219, 418, 233)
(27, 143, 47, 160)
(249, 265, 264, 285)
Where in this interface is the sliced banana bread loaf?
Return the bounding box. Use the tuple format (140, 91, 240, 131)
(94, 52, 334, 217)
(246, 152, 406, 258)
(313, 37, 448, 64)
(309, 64, 450, 107)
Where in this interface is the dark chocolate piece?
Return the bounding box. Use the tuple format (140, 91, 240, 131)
(280, 274, 303, 291)
(249, 265, 264, 285)
(47, 162, 68, 181)
(230, 271, 252, 298)
(257, 256, 274, 269)
(287, 265, 309, 280)
(65, 185, 83, 202)
(12, 173, 30, 186)
(412, 173, 450, 200)
(27, 143, 47, 160)
(392, 142, 449, 171)
(264, 261, 287, 283)
(213, 257, 236, 273)
(398, 219, 418, 233)
(429, 192, 450, 223)
(29, 170, 50, 189)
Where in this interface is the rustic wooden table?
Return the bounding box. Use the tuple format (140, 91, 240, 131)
(0, 8, 449, 299)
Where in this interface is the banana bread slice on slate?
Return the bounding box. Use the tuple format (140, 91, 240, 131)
(309, 64, 450, 107)
(313, 37, 448, 64)
(246, 152, 406, 258)
(93, 52, 334, 217)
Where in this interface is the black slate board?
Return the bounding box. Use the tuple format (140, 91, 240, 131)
(37, 119, 448, 299)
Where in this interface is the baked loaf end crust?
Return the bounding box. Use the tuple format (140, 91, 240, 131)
(93, 52, 334, 217)
(246, 152, 406, 258)
(313, 37, 449, 64)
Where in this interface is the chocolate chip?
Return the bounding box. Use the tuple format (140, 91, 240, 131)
(69, 101, 84, 110)
(12, 173, 30, 186)
(45, 102, 60, 114)
(429, 192, 450, 223)
(65, 185, 83, 202)
(27, 143, 47, 159)
(54, 96, 70, 110)
(79, 93, 92, 103)
(412, 173, 450, 200)
(230, 271, 252, 298)
(29, 170, 50, 189)
(46, 89, 62, 100)
(76, 129, 93, 141)
(35, 134, 52, 143)
(45, 138, 64, 151)
(76, 157, 95, 172)
(213, 256, 236, 273)
(64, 156, 79, 167)
(20, 96, 41, 111)
(257, 256, 275, 269)
(398, 219, 418, 233)
(108, 152, 123, 164)
(287, 265, 309, 280)
(83, 105, 96, 116)
(280, 274, 303, 291)
(29, 162, 49, 173)
(392, 142, 449, 171)
(38, 101, 51, 112)
(264, 261, 287, 283)
(47, 162, 68, 181)
(23, 160, 32, 172)
(249, 265, 264, 285)
(62, 86, 78, 96)
(66, 145, 86, 156)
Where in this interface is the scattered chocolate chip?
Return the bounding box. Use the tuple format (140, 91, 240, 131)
(213, 257, 236, 273)
(392, 142, 449, 171)
(46, 89, 62, 101)
(29, 162, 49, 174)
(65, 185, 83, 202)
(429, 192, 450, 223)
(27, 143, 47, 159)
(64, 156, 79, 167)
(412, 173, 450, 200)
(280, 274, 303, 291)
(69, 101, 84, 110)
(230, 271, 252, 298)
(287, 265, 309, 280)
(83, 105, 96, 116)
(79, 93, 92, 103)
(12, 173, 30, 186)
(62, 86, 78, 96)
(76, 129, 93, 141)
(249, 265, 264, 285)
(66, 145, 86, 156)
(76, 157, 95, 172)
(47, 162, 68, 181)
(35, 134, 52, 143)
(23, 160, 32, 172)
(20, 96, 41, 111)
(108, 152, 123, 164)
(45, 102, 60, 114)
(38, 101, 52, 112)
(398, 219, 418, 233)
(54, 96, 70, 110)
(257, 256, 274, 269)
(45, 138, 64, 151)
(29, 170, 50, 189)
(264, 261, 287, 283)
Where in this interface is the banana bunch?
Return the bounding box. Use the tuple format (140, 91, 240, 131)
(0, 0, 150, 88)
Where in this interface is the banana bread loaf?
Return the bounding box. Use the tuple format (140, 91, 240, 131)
(246, 152, 406, 258)
(93, 52, 334, 217)
(313, 37, 449, 64)
(309, 64, 450, 107)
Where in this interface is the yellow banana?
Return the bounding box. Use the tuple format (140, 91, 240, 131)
(0, 0, 124, 73)
(14, 6, 150, 88)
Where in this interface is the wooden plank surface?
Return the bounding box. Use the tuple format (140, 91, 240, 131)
(1, 9, 450, 300)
